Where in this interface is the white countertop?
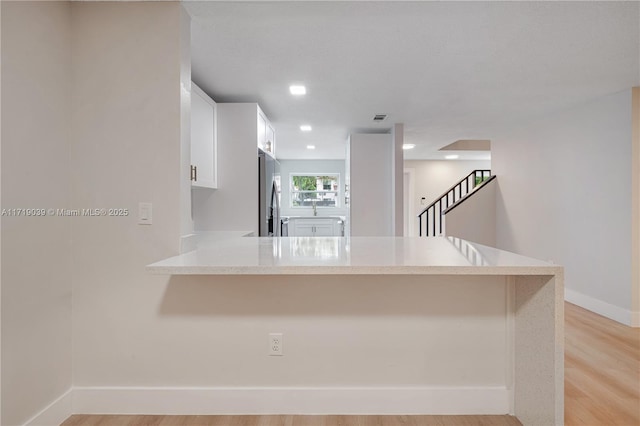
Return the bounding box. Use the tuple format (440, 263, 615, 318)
(147, 236, 561, 276)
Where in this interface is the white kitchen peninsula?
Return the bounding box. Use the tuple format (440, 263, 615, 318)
(148, 236, 563, 426)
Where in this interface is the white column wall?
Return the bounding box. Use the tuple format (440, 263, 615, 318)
(349, 133, 393, 237)
(70, 1, 184, 386)
(392, 124, 404, 236)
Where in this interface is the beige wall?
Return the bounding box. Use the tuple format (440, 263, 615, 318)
(493, 90, 634, 325)
(445, 178, 497, 247)
(70, 1, 185, 385)
(1, 2, 73, 424)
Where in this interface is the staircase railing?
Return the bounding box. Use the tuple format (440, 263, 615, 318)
(418, 169, 492, 237)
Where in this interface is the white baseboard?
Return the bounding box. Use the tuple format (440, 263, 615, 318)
(565, 288, 635, 326)
(72, 386, 510, 415)
(24, 388, 73, 426)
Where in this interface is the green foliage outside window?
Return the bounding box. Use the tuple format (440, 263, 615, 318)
(475, 175, 489, 186)
(292, 176, 317, 191)
(290, 174, 340, 207)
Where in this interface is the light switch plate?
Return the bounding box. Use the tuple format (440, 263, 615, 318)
(138, 202, 152, 225)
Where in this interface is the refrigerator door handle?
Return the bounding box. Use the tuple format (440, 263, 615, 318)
(269, 180, 280, 236)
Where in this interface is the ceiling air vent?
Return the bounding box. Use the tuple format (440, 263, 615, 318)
(373, 114, 387, 122)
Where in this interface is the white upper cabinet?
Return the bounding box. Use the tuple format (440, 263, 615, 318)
(265, 122, 275, 157)
(191, 82, 217, 189)
(257, 111, 267, 151)
(257, 107, 275, 157)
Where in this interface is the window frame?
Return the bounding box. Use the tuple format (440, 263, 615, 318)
(289, 173, 341, 209)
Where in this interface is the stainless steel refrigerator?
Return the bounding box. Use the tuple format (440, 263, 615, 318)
(258, 149, 281, 236)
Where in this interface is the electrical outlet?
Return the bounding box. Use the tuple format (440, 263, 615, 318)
(269, 333, 283, 356)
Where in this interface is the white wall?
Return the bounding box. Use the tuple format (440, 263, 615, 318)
(493, 90, 634, 325)
(279, 159, 347, 218)
(349, 133, 393, 236)
(1, 2, 73, 424)
(71, 0, 185, 388)
(404, 160, 491, 237)
(192, 103, 259, 234)
(444, 178, 497, 247)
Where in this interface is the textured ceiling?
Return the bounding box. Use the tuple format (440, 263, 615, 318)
(187, 1, 639, 160)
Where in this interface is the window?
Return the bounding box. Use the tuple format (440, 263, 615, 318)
(290, 174, 340, 208)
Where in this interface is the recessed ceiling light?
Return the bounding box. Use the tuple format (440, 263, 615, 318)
(300, 125, 312, 132)
(289, 85, 306, 95)
(402, 144, 416, 150)
(445, 155, 459, 160)
(306, 145, 316, 150)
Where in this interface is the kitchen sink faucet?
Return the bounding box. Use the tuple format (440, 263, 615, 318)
(312, 200, 317, 216)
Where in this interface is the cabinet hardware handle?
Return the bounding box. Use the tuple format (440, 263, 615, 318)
(190, 165, 198, 182)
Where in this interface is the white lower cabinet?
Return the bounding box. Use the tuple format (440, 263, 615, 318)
(293, 222, 315, 236)
(289, 218, 343, 236)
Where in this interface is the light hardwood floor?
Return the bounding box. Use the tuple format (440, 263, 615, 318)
(564, 302, 639, 425)
(61, 302, 639, 426)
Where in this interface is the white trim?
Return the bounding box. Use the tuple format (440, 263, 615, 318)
(565, 288, 635, 326)
(23, 389, 73, 426)
(72, 386, 510, 415)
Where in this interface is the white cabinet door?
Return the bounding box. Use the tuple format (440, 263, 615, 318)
(265, 123, 275, 157)
(191, 83, 217, 189)
(290, 219, 340, 236)
(313, 223, 334, 236)
(293, 221, 315, 237)
(257, 108, 275, 158)
(257, 111, 267, 152)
